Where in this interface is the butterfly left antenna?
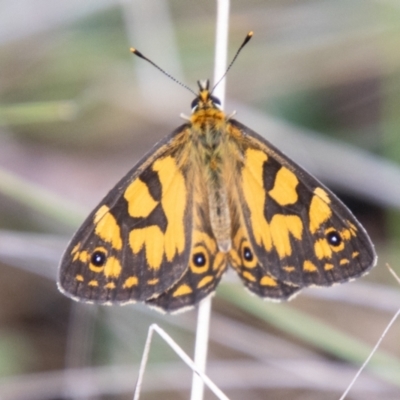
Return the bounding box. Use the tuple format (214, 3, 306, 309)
(130, 48, 197, 96)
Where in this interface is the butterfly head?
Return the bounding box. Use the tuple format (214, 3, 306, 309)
(190, 80, 222, 112)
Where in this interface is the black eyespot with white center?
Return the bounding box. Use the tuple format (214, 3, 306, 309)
(243, 246, 253, 262)
(91, 250, 107, 267)
(192, 252, 206, 267)
(326, 230, 342, 247)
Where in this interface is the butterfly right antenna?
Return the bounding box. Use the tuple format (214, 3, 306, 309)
(212, 31, 253, 93)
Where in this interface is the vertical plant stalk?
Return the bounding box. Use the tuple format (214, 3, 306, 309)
(190, 1, 230, 400)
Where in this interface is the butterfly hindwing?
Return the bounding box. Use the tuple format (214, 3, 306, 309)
(58, 125, 195, 304)
(147, 179, 228, 312)
(228, 219, 301, 300)
(230, 120, 376, 292)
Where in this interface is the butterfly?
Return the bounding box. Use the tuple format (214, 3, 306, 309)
(58, 33, 376, 312)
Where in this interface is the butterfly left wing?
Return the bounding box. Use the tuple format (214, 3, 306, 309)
(58, 125, 196, 304)
(228, 119, 376, 294)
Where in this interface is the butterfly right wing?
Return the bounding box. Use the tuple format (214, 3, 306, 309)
(227, 119, 376, 296)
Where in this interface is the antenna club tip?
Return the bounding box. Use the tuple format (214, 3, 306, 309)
(242, 32, 253, 46)
(130, 47, 146, 59)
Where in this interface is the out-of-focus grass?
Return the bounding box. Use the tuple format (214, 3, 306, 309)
(218, 283, 400, 386)
(0, 101, 78, 126)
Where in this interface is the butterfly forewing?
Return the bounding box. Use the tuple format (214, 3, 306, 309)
(58, 126, 196, 304)
(230, 120, 376, 291)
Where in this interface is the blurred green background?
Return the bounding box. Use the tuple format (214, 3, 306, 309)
(0, 1, 400, 399)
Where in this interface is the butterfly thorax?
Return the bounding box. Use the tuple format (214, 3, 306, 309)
(188, 83, 234, 253)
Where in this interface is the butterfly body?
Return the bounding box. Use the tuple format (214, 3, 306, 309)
(58, 80, 376, 312)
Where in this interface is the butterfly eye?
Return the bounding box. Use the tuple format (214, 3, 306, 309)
(326, 230, 342, 247)
(191, 98, 199, 110)
(192, 252, 207, 267)
(91, 250, 107, 267)
(210, 95, 221, 106)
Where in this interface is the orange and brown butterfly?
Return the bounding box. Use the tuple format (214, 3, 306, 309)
(58, 32, 376, 312)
